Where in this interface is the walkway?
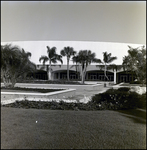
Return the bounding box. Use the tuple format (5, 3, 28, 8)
(1, 82, 122, 103)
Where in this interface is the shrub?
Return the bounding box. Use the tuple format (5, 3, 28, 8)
(121, 91, 140, 109)
(137, 93, 146, 109)
(91, 87, 145, 110)
(117, 87, 130, 92)
(130, 81, 142, 84)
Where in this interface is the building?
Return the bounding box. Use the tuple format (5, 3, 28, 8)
(27, 64, 136, 84)
(1, 40, 142, 83)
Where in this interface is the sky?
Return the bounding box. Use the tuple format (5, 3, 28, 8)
(1, 1, 146, 44)
(1, 1, 146, 65)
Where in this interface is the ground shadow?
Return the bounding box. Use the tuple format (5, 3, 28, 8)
(116, 109, 146, 124)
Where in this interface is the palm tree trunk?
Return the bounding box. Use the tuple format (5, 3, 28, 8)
(81, 64, 87, 84)
(104, 63, 109, 81)
(81, 63, 84, 84)
(48, 62, 52, 80)
(67, 57, 69, 81)
(48, 69, 52, 81)
(81, 71, 85, 84)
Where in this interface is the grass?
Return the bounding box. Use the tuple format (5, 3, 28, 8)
(1, 87, 64, 93)
(1, 107, 146, 149)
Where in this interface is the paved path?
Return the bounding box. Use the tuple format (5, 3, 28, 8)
(1, 82, 122, 103)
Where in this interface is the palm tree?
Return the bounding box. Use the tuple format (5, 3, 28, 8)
(17, 48, 36, 79)
(135, 46, 146, 84)
(101, 52, 117, 81)
(60, 46, 77, 81)
(39, 46, 63, 80)
(1, 44, 36, 88)
(72, 50, 101, 84)
(71, 55, 80, 81)
(122, 46, 139, 82)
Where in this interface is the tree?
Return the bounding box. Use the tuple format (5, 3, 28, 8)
(135, 46, 146, 84)
(72, 50, 101, 84)
(100, 52, 117, 81)
(60, 46, 77, 81)
(39, 46, 63, 80)
(122, 46, 138, 82)
(122, 45, 146, 84)
(1, 44, 36, 88)
(71, 55, 81, 81)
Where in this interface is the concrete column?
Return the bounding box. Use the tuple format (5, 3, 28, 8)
(114, 69, 116, 84)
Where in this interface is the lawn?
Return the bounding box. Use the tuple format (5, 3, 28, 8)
(1, 107, 146, 149)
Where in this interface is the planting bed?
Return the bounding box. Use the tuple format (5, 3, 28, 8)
(1, 87, 64, 93)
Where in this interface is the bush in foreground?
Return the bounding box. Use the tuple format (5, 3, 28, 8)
(2, 100, 98, 111)
(91, 87, 146, 110)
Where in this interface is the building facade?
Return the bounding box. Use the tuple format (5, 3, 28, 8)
(27, 64, 136, 83)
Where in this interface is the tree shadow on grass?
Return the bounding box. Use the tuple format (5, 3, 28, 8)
(116, 109, 146, 124)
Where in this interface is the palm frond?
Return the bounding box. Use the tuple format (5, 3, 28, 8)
(55, 54, 63, 64)
(51, 58, 57, 63)
(39, 56, 49, 64)
(60, 49, 66, 56)
(46, 46, 57, 58)
(107, 56, 117, 63)
(92, 58, 102, 63)
(60, 46, 76, 59)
